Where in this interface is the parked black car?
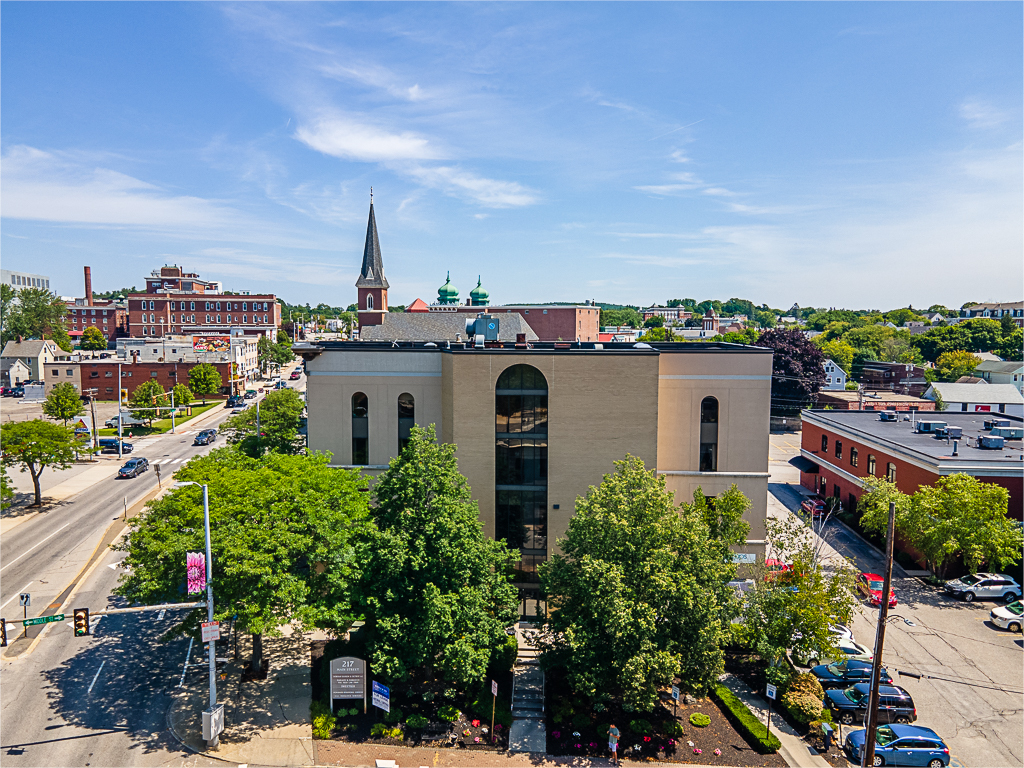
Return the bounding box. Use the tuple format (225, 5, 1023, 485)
(826, 683, 917, 725)
(811, 659, 892, 689)
(193, 429, 217, 446)
(99, 438, 133, 454)
(225, 395, 244, 408)
(117, 457, 149, 478)
(6, 386, 25, 398)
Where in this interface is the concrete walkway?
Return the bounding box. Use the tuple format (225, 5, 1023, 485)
(507, 623, 547, 754)
(718, 673, 832, 768)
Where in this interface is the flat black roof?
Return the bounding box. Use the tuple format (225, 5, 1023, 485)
(294, 340, 772, 356)
(802, 409, 1024, 465)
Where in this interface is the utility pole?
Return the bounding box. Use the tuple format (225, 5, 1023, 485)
(117, 363, 123, 460)
(861, 501, 896, 768)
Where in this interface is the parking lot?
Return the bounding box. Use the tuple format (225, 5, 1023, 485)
(770, 433, 1023, 768)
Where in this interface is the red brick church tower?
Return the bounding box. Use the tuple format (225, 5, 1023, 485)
(355, 195, 389, 327)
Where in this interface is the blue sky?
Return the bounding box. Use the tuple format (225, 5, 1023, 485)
(2, 2, 1021, 310)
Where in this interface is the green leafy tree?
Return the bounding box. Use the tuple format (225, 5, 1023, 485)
(221, 388, 305, 457)
(806, 310, 864, 332)
(0, 284, 15, 343)
(742, 515, 857, 670)
(757, 328, 826, 415)
(187, 363, 222, 404)
(172, 383, 193, 408)
(0, 419, 76, 506)
(842, 325, 904, 359)
(644, 315, 665, 328)
(0, 463, 14, 511)
(639, 327, 673, 342)
(601, 308, 643, 328)
(815, 339, 855, 375)
(720, 328, 762, 345)
(877, 335, 923, 364)
(754, 308, 778, 328)
(696, 299, 724, 316)
(115, 448, 370, 671)
(994, 328, 1023, 361)
(1, 287, 73, 351)
(911, 318, 1003, 362)
(859, 476, 1023, 579)
(932, 389, 948, 411)
(1000, 313, 1016, 337)
(722, 298, 756, 318)
(130, 380, 169, 425)
(79, 326, 108, 351)
(541, 457, 750, 710)
(357, 425, 519, 688)
(883, 308, 925, 327)
(933, 350, 982, 382)
(276, 329, 291, 345)
(42, 382, 85, 426)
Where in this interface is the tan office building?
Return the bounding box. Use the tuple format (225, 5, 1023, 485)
(299, 338, 772, 616)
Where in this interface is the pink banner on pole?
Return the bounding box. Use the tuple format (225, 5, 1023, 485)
(187, 552, 206, 594)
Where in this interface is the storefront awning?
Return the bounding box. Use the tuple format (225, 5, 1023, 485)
(789, 455, 819, 473)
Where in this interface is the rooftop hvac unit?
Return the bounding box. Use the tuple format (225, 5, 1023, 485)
(979, 435, 1005, 450)
(465, 315, 499, 348)
(916, 421, 947, 433)
(983, 419, 1012, 431)
(991, 426, 1024, 440)
(943, 426, 963, 440)
(879, 411, 898, 422)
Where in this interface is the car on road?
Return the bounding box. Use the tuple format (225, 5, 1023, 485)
(826, 683, 917, 725)
(792, 638, 874, 668)
(943, 573, 1022, 603)
(117, 457, 149, 478)
(801, 497, 826, 517)
(244, 389, 258, 399)
(225, 395, 244, 408)
(845, 723, 950, 767)
(193, 429, 217, 446)
(104, 413, 145, 428)
(275, 380, 288, 389)
(232, 402, 250, 414)
(858, 572, 897, 607)
(289, 371, 301, 380)
(99, 437, 133, 454)
(812, 658, 892, 689)
(989, 600, 1023, 633)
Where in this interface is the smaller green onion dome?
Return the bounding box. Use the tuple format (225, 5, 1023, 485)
(438, 271, 459, 304)
(470, 275, 489, 306)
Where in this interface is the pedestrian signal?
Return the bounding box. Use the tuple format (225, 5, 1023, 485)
(0, 618, 7, 647)
(73, 608, 90, 637)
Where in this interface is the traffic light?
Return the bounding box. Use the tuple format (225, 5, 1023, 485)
(73, 608, 90, 637)
(0, 618, 7, 647)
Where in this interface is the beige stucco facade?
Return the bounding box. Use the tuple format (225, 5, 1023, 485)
(303, 341, 771, 579)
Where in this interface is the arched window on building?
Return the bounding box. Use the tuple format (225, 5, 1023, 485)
(495, 364, 548, 617)
(835, 440, 843, 460)
(366, 294, 374, 310)
(821, 434, 828, 452)
(398, 393, 415, 453)
(699, 396, 719, 472)
(886, 462, 896, 483)
(850, 447, 859, 467)
(352, 392, 369, 465)
(867, 454, 876, 475)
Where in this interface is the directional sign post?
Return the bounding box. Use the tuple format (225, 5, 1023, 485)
(201, 621, 220, 643)
(672, 685, 680, 716)
(19, 594, 31, 636)
(491, 680, 498, 735)
(765, 683, 777, 741)
(371, 680, 390, 714)
(23, 614, 64, 627)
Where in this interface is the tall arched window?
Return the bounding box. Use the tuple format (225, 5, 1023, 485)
(352, 392, 368, 465)
(495, 364, 548, 608)
(699, 396, 719, 472)
(850, 447, 859, 467)
(398, 393, 415, 453)
(886, 462, 896, 483)
(366, 294, 374, 310)
(867, 454, 876, 476)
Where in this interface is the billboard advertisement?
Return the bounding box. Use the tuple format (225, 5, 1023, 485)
(193, 335, 231, 353)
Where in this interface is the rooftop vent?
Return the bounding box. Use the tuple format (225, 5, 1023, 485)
(879, 411, 898, 422)
(916, 420, 947, 434)
(979, 435, 1005, 450)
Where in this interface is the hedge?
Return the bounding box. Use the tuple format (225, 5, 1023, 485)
(712, 684, 782, 754)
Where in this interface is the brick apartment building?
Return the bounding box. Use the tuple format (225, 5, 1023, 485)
(798, 409, 1023, 521)
(72, 358, 234, 401)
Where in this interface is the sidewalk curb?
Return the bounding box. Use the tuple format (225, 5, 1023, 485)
(164, 693, 239, 766)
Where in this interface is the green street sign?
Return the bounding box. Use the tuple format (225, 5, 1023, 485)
(23, 614, 64, 627)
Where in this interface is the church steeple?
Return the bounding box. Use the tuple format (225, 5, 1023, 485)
(356, 192, 389, 327)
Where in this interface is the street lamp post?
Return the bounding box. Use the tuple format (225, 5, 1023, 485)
(174, 481, 219, 749)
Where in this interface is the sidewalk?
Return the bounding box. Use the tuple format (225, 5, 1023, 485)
(717, 674, 832, 768)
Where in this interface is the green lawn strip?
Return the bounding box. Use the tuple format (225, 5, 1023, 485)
(711, 683, 782, 754)
(96, 402, 221, 436)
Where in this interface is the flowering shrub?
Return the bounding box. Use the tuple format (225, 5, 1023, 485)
(694, 748, 702, 755)
(714, 748, 722, 756)
(471, 719, 481, 728)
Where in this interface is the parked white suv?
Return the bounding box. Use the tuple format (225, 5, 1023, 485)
(944, 573, 1022, 603)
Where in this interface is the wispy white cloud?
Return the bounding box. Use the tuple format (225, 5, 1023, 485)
(702, 187, 738, 197)
(318, 62, 426, 102)
(959, 100, 1009, 129)
(402, 164, 537, 208)
(295, 114, 442, 162)
(196, 247, 352, 286)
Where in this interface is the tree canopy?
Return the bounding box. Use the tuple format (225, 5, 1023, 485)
(129, 380, 169, 425)
(931, 350, 982, 382)
(172, 383, 193, 408)
(356, 425, 519, 688)
(0, 287, 72, 351)
(43, 382, 85, 426)
(859, 475, 1023, 578)
(187, 363, 222, 403)
(220, 388, 306, 457)
(114, 448, 371, 670)
(79, 326, 108, 351)
(757, 328, 826, 415)
(541, 457, 750, 710)
(1, 419, 77, 506)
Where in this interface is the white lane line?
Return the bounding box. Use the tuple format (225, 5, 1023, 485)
(87, 660, 106, 694)
(178, 637, 194, 688)
(0, 523, 73, 573)
(0, 581, 33, 611)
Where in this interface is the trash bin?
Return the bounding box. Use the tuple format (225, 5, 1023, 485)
(822, 722, 834, 751)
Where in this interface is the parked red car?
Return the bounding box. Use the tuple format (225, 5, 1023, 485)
(764, 559, 794, 582)
(858, 572, 897, 607)
(801, 497, 826, 518)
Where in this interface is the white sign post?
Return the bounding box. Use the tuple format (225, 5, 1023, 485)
(671, 684, 680, 715)
(765, 683, 777, 742)
(490, 680, 498, 735)
(201, 621, 221, 643)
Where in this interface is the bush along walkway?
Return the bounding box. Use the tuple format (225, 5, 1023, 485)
(509, 623, 547, 753)
(716, 673, 831, 768)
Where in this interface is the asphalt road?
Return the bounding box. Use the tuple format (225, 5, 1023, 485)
(769, 433, 1024, 768)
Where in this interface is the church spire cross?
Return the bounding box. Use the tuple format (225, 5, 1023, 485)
(355, 195, 389, 290)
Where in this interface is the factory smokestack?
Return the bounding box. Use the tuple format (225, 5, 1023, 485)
(84, 266, 93, 306)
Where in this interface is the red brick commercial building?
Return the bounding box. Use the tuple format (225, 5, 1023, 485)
(815, 391, 937, 412)
(75, 359, 233, 401)
(127, 294, 281, 338)
(797, 409, 1023, 521)
(145, 265, 220, 294)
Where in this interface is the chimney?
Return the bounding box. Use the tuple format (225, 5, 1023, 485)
(84, 266, 94, 306)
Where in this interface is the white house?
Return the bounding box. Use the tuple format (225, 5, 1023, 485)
(974, 360, 1024, 395)
(923, 382, 1024, 418)
(822, 359, 848, 391)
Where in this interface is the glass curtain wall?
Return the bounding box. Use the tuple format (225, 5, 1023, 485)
(495, 364, 548, 616)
